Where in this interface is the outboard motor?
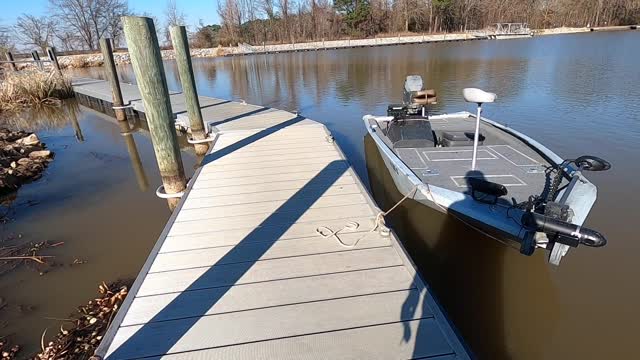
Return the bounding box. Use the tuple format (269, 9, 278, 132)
(403, 75, 437, 106)
(388, 75, 437, 119)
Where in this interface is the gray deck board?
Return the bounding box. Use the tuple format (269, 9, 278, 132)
(107, 290, 431, 359)
(71, 78, 470, 360)
(121, 266, 414, 326)
(138, 319, 454, 360)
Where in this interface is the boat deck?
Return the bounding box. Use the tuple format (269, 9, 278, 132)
(71, 78, 470, 359)
(377, 115, 555, 204)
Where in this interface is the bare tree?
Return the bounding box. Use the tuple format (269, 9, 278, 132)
(0, 25, 14, 53)
(14, 15, 56, 52)
(215, 0, 640, 45)
(164, 0, 186, 45)
(49, 0, 129, 50)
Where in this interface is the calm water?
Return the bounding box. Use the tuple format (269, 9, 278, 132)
(1, 31, 638, 358)
(0, 102, 197, 356)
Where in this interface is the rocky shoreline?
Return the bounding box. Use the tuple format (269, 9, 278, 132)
(0, 129, 53, 198)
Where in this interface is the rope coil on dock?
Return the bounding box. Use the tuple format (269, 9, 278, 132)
(316, 185, 417, 248)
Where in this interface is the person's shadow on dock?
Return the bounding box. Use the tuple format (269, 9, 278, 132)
(107, 119, 349, 358)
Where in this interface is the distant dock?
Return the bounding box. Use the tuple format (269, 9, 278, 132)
(223, 33, 484, 57)
(71, 77, 471, 359)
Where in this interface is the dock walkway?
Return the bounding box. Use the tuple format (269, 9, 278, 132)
(72, 78, 470, 359)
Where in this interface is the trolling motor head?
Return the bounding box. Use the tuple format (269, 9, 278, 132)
(574, 155, 611, 172)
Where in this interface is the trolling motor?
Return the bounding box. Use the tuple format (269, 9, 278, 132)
(520, 155, 611, 264)
(387, 75, 437, 119)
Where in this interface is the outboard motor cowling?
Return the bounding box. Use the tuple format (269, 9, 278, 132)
(388, 75, 437, 119)
(403, 75, 437, 106)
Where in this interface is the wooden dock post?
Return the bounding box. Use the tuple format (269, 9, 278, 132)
(169, 25, 208, 156)
(31, 50, 43, 70)
(122, 16, 186, 210)
(100, 38, 127, 121)
(5, 52, 17, 71)
(46, 47, 62, 76)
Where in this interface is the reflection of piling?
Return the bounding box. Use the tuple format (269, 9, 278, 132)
(169, 25, 209, 156)
(69, 105, 85, 142)
(118, 121, 149, 192)
(123, 16, 186, 210)
(100, 38, 127, 122)
(46, 47, 62, 76)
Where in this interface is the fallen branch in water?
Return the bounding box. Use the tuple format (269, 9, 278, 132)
(0, 255, 53, 264)
(0, 241, 61, 276)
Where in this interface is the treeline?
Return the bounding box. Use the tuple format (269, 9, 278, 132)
(216, 0, 640, 46)
(2, 0, 640, 53)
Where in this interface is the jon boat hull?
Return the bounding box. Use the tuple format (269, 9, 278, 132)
(364, 111, 598, 262)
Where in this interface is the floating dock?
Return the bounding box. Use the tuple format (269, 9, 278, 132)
(72, 78, 470, 359)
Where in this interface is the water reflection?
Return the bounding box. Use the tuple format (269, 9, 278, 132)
(118, 121, 149, 192)
(364, 135, 560, 359)
(66, 31, 640, 359)
(0, 103, 197, 356)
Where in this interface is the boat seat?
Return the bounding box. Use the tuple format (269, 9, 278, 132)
(441, 131, 485, 147)
(386, 120, 435, 148)
(463, 88, 497, 104)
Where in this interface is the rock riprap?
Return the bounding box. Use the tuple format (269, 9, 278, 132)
(0, 128, 53, 197)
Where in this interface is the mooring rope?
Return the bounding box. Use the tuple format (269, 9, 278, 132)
(318, 180, 521, 251)
(316, 185, 418, 248)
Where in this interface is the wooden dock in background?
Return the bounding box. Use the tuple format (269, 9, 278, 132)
(72, 78, 470, 359)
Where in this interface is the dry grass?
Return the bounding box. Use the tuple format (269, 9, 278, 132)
(0, 70, 74, 112)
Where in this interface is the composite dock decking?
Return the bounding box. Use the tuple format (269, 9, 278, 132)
(72, 78, 470, 359)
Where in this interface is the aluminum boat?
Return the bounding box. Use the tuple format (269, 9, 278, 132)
(363, 75, 609, 265)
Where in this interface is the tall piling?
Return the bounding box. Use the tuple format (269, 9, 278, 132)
(5, 52, 17, 71)
(169, 25, 208, 156)
(99, 38, 127, 121)
(46, 47, 62, 76)
(122, 16, 186, 210)
(31, 50, 42, 70)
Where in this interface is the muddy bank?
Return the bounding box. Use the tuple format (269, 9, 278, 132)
(0, 129, 54, 199)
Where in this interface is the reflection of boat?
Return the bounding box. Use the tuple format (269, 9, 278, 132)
(470, 23, 533, 39)
(363, 75, 609, 265)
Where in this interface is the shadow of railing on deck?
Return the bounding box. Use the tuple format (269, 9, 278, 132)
(173, 100, 232, 116)
(108, 119, 347, 359)
(200, 115, 304, 166)
(208, 106, 272, 128)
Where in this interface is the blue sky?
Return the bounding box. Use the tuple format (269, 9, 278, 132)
(0, 0, 221, 28)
